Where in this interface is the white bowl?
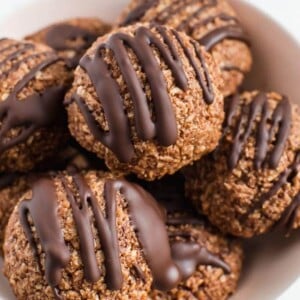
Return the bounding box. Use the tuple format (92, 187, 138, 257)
(0, 0, 300, 299)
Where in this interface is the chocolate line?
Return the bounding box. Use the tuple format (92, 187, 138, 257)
(45, 24, 98, 68)
(19, 177, 70, 300)
(120, 0, 158, 26)
(226, 93, 291, 170)
(199, 25, 250, 51)
(0, 45, 66, 153)
(239, 152, 300, 223)
(173, 30, 214, 104)
(275, 193, 300, 233)
(74, 25, 215, 162)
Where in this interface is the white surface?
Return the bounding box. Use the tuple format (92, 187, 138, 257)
(0, 0, 300, 300)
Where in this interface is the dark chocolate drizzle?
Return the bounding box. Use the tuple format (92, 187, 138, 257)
(20, 174, 231, 297)
(0, 40, 67, 153)
(19, 177, 70, 300)
(275, 193, 300, 234)
(45, 24, 98, 68)
(121, 0, 249, 52)
(239, 152, 300, 223)
(69, 25, 214, 162)
(225, 93, 292, 170)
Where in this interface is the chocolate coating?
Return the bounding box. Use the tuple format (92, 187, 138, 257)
(119, 0, 252, 96)
(185, 91, 300, 237)
(66, 23, 224, 180)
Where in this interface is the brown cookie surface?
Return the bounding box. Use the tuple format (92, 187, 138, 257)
(119, 0, 252, 97)
(0, 38, 71, 172)
(65, 23, 224, 180)
(26, 18, 112, 69)
(185, 91, 300, 237)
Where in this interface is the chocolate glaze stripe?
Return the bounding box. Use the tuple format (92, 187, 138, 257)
(200, 25, 249, 51)
(45, 24, 97, 52)
(19, 177, 70, 300)
(173, 30, 214, 104)
(227, 93, 291, 170)
(75, 25, 203, 162)
(239, 152, 300, 223)
(275, 193, 300, 233)
(155, 0, 201, 24)
(0, 54, 65, 154)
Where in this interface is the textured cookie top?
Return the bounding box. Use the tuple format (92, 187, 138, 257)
(224, 92, 292, 170)
(186, 91, 300, 237)
(0, 38, 70, 155)
(11, 172, 229, 299)
(120, 0, 249, 51)
(26, 18, 112, 69)
(66, 23, 221, 164)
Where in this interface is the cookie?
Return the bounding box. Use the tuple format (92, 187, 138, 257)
(185, 91, 300, 237)
(0, 38, 71, 172)
(65, 23, 224, 180)
(119, 0, 252, 97)
(4, 171, 239, 299)
(26, 18, 112, 69)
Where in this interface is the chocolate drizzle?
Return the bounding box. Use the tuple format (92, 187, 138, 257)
(239, 152, 300, 223)
(167, 213, 231, 274)
(20, 174, 231, 297)
(45, 24, 98, 68)
(70, 25, 214, 162)
(225, 93, 292, 170)
(121, 0, 249, 52)
(19, 177, 70, 299)
(0, 40, 66, 153)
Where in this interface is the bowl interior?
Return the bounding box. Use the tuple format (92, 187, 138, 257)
(0, 0, 300, 299)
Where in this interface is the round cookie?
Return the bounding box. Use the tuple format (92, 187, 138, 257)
(3, 172, 234, 299)
(0, 174, 29, 254)
(185, 91, 300, 238)
(119, 0, 252, 97)
(65, 23, 224, 180)
(0, 38, 71, 172)
(26, 18, 112, 69)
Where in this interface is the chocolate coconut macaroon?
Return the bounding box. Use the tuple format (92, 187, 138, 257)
(65, 23, 225, 180)
(4, 171, 242, 299)
(185, 91, 300, 238)
(119, 0, 252, 97)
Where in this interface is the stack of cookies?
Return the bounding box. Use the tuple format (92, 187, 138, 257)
(0, 0, 297, 299)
